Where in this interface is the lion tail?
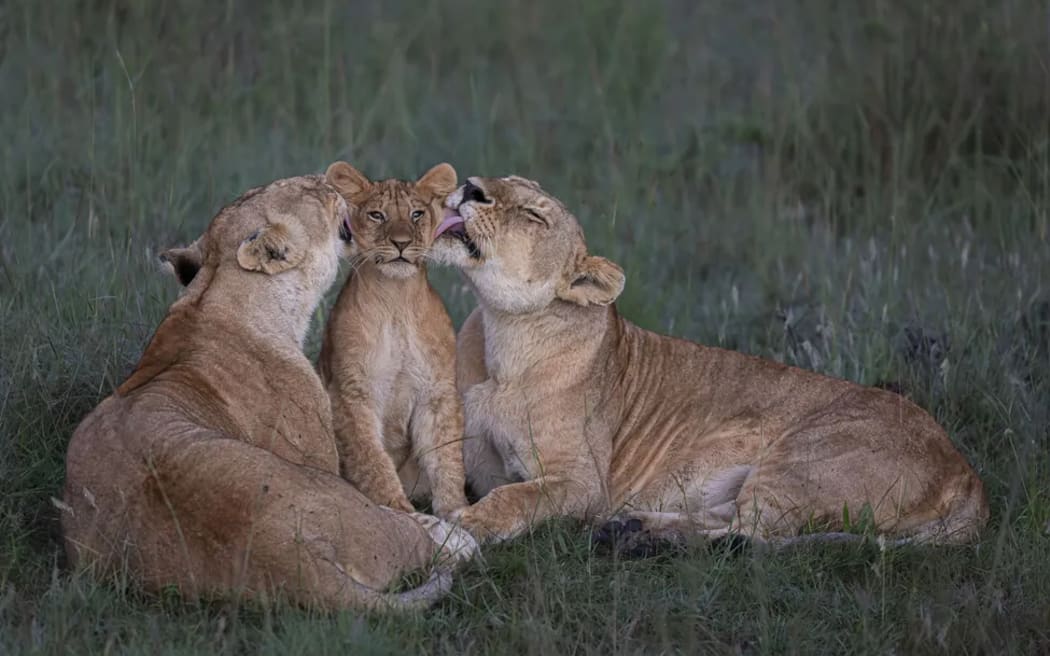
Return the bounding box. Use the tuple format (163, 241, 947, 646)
(349, 566, 455, 612)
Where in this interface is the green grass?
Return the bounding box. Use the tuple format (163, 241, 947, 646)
(2, 0, 1049, 652)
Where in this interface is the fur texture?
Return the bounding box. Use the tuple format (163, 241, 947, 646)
(61, 176, 476, 611)
(319, 162, 468, 519)
(430, 175, 989, 546)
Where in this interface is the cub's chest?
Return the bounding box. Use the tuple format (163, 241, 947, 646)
(366, 325, 417, 398)
(368, 323, 445, 395)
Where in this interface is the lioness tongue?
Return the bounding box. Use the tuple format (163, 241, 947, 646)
(434, 207, 465, 238)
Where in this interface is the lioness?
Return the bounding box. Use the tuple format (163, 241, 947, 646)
(430, 175, 989, 546)
(319, 162, 468, 519)
(61, 176, 475, 611)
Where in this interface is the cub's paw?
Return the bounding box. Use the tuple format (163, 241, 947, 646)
(410, 512, 479, 566)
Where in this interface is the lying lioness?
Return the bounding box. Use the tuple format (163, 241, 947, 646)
(61, 176, 475, 611)
(431, 175, 989, 546)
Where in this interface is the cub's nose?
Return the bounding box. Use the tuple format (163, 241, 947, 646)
(462, 179, 490, 204)
(391, 238, 411, 253)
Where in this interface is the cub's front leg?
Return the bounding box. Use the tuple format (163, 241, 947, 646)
(410, 384, 468, 519)
(330, 388, 413, 513)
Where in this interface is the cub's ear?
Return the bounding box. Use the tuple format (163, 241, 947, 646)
(236, 222, 306, 275)
(417, 162, 458, 197)
(325, 161, 372, 197)
(159, 240, 203, 286)
(556, 255, 625, 307)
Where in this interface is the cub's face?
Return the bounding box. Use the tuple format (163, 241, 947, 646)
(160, 175, 354, 293)
(325, 162, 458, 280)
(430, 176, 625, 314)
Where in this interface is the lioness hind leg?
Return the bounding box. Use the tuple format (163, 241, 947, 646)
(729, 440, 988, 544)
(143, 436, 456, 609)
(885, 485, 988, 546)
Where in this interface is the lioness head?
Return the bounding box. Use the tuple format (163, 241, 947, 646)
(430, 176, 625, 313)
(159, 175, 354, 294)
(324, 161, 458, 280)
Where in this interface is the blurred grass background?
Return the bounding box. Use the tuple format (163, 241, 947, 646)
(2, 0, 1049, 652)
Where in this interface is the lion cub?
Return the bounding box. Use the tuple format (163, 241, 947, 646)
(319, 161, 468, 519)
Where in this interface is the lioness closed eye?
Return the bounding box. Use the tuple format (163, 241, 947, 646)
(319, 161, 468, 519)
(429, 175, 988, 547)
(62, 176, 476, 611)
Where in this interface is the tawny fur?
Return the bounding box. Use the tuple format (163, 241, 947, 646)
(430, 176, 989, 545)
(318, 162, 468, 519)
(61, 176, 476, 611)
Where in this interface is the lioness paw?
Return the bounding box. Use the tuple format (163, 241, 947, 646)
(591, 516, 682, 559)
(445, 504, 516, 545)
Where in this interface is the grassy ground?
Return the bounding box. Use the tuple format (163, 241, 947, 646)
(2, 0, 1049, 652)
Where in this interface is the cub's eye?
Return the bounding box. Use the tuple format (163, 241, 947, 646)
(367, 211, 386, 223)
(523, 207, 548, 227)
(410, 209, 425, 221)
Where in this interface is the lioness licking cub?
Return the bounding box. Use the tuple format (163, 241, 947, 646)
(431, 175, 989, 546)
(61, 176, 475, 611)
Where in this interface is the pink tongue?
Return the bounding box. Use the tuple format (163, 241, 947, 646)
(433, 208, 465, 238)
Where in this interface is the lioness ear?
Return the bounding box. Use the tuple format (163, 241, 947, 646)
(159, 240, 203, 286)
(325, 161, 371, 197)
(557, 255, 625, 307)
(417, 162, 458, 197)
(236, 222, 306, 275)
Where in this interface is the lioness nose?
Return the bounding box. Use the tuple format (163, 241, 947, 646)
(391, 238, 411, 253)
(463, 180, 488, 204)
